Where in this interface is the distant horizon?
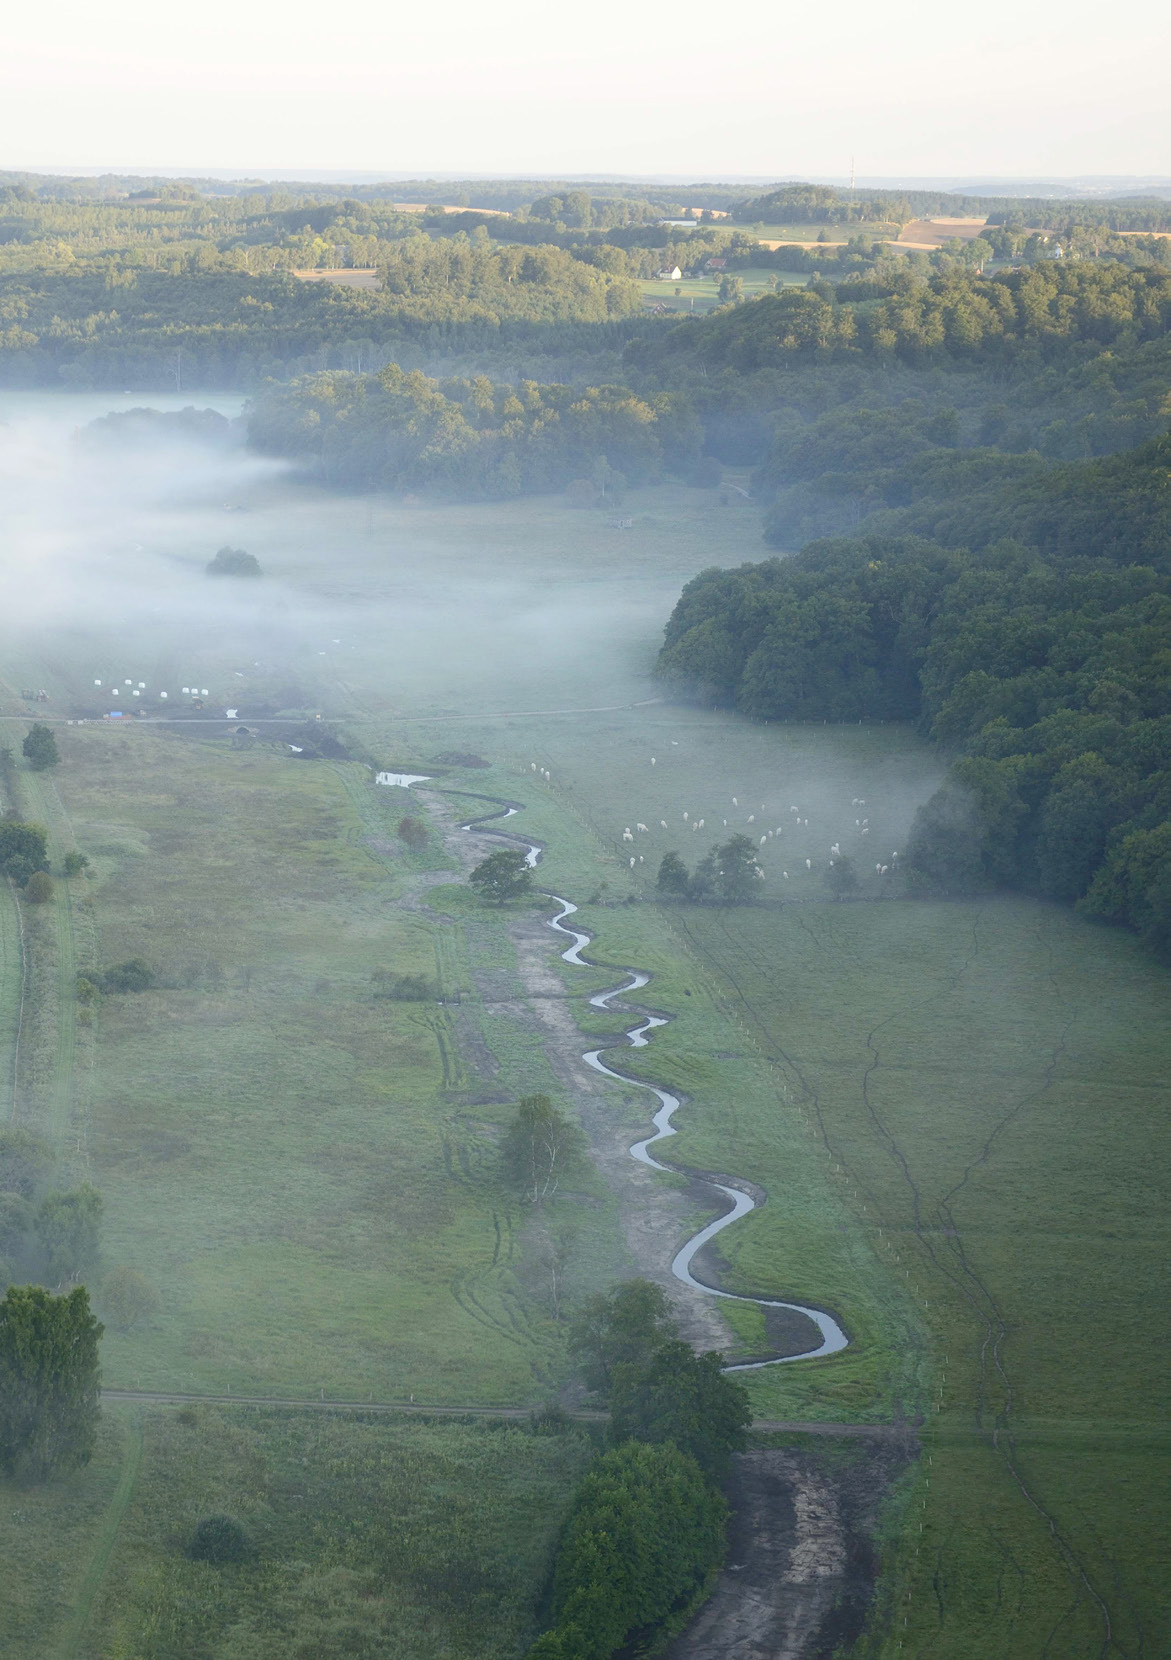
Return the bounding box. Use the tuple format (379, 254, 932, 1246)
(7, 165, 1171, 200)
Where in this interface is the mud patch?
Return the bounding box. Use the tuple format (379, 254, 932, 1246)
(669, 1441, 910, 1660)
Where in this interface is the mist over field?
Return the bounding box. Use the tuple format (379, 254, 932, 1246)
(0, 398, 691, 720)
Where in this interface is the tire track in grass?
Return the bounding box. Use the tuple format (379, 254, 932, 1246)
(679, 902, 1118, 1652)
(55, 1414, 143, 1660)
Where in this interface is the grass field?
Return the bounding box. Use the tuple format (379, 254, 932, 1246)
(0, 411, 1167, 1657)
(1, 1403, 593, 1660)
(39, 726, 642, 1403)
(640, 267, 809, 311)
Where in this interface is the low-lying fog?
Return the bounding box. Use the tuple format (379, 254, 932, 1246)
(0, 393, 687, 722)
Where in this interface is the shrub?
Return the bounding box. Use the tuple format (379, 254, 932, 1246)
(206, 546, 261, 577)
(0, 1127, 54, 1199)
(101, 959, 154, 993)
(62, 852, 89, 877)
(532, 1442, 727, 1659)
(100, 1266, 161, 1330)
(188, 1513, 250, 1563)
(0, 821, 49, 882)
(24, 871, 54, 904)
(371, 970, 433, 1001)
(21, 725, 59, 771)
(397, 816, 428, 851)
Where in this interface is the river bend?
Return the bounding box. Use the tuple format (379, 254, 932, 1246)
(454, 793, 848, 1368)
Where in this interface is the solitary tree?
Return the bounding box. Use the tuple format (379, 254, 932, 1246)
(711, 835, 762, 903)
(502, 1094, 585, 1204)
(0, 1284, 102, 1481)
(469, 849, 533, 904)
(22, 726, 59, 772)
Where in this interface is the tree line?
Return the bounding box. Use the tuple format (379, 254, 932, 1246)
(528, 1281, 750, 1658)
(658, 456, 1171, 954)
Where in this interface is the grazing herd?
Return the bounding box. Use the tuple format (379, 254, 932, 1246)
(528, 759, 899, 890)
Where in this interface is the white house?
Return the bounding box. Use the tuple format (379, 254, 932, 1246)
(657, 266, 683, 281)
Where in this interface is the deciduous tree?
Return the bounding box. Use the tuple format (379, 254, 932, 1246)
(502, 1094, 585, 1204)
(469, 848, 533, 904)
(569, 1278, 677, 1395)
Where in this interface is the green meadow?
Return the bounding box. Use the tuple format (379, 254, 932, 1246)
(639, 266, 810, 311)
(0, 450, 1166, 1657)
(1, 1403, 593, 1660)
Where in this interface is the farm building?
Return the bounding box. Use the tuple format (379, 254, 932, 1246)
(656, 266, 683, 281)
(705, 257, 727, 270)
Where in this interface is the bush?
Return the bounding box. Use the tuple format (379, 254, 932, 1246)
(371, 970, 434, 1000)
(21, 725, 59, 771)
(188, 1513, 250, 1563)
(532, 1442, 727, 1659)
(0, 821, 49, 883)
(24, 871, 53, 904)
(101, 959, 154, 993)
(206, 546, 261, 577)
(0, 1127, 54, 1199)
(99, 1265, 161, 1330)
(35, 1184, 103, 1283)
(397, 816, 428, 851)
(62, 852, 89, 877)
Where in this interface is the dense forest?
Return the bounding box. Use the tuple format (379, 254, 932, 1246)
(657, 437, 1171, 953)
(248, 364, 703, 494)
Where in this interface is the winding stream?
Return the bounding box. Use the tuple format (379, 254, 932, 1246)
(454, 793, 849, 1368)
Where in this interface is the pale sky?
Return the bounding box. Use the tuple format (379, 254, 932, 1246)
(3, 0, 1167, 180)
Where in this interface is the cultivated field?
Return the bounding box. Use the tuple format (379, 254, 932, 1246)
(894, 216, 988, 250)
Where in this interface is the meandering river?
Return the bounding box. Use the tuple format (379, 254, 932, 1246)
(457, 794, 849, 1368)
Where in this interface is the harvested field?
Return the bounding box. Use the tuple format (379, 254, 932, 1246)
(895, 216, 988, 248)
(291, 267, 380, 289)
